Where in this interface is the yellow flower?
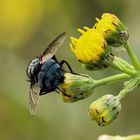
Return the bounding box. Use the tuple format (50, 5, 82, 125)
(95, 13, 129, 47)
(70, 27, 113, 70)
(59, 73, 95, 103)
(88, 94, 121, 126)
(95, 13, 120, 37)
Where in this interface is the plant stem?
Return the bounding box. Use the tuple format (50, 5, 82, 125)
(94, 73, 130, 87)
(111, 56, 137, 76)
(116, 88, 127, 100)
(124, 42, 140, 71)
(117, 78, 140, 100)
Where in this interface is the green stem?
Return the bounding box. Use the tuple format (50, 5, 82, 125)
(94, 73, 130, 87)
(116, 88, 127, 100)
(117, 78, 140, 100)
(124, 42, 140, 71)
(111, 56, 137, 76)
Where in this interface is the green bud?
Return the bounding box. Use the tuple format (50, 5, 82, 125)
(88, 94, 121, 126)
(98, 135, 123, 140)
(98, 134, 140, 140)
(59, 73, 95, 103)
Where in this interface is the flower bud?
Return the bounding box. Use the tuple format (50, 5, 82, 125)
(59, 73, 95, 103)
(98, 135, 123, 140)
(70, 27, 113, 70)
(95, 13, 129, 47)
(98, 134, 140, 140)
(88, 94, 121, 126)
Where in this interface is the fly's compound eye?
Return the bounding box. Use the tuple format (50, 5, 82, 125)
(27, 57, 40, 80)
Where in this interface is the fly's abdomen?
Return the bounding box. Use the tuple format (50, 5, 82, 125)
(27, 57, 40, 80)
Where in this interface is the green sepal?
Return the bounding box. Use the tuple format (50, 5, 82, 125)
(82, 46, 113, 70)
(107, 22, 129, 47)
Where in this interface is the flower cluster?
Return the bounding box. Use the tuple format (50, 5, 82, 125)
(27, 11, 140, 133)
(70, 13, 129, 70)
(59, 13, 140, 127)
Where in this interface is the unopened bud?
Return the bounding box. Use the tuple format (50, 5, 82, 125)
(59, 73, 95, 102)
(88, 94, 121, 126)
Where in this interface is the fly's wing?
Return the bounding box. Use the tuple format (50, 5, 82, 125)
(40, 32, 67, 64)
(29, 83, 40, 115)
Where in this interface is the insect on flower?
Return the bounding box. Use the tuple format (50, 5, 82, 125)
(26, 32, 74, 115)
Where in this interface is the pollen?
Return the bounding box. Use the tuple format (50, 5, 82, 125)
(70, 28, 107, 64)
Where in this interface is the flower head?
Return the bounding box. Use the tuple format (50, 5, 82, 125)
(95, 13, 129, 47)
(70, 27, 113, 70)
(88, 94, 121, 126)
(59, 73, 95, 103)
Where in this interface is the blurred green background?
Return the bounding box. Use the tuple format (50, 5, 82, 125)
(0, 0, 140, 140)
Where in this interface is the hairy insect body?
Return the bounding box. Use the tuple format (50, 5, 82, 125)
(27, 57, 40, 81)
(26, 32, 69, 115)
(37, 59, 64, 94)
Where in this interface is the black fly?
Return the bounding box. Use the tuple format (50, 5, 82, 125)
(26, 32, 73, 115)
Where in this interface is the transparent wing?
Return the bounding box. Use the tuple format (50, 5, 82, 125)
(29, 83, 40, 115)
(40, 32, 67, 64)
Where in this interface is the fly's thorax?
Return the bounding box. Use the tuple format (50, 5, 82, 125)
(37, 59, 64, 93)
